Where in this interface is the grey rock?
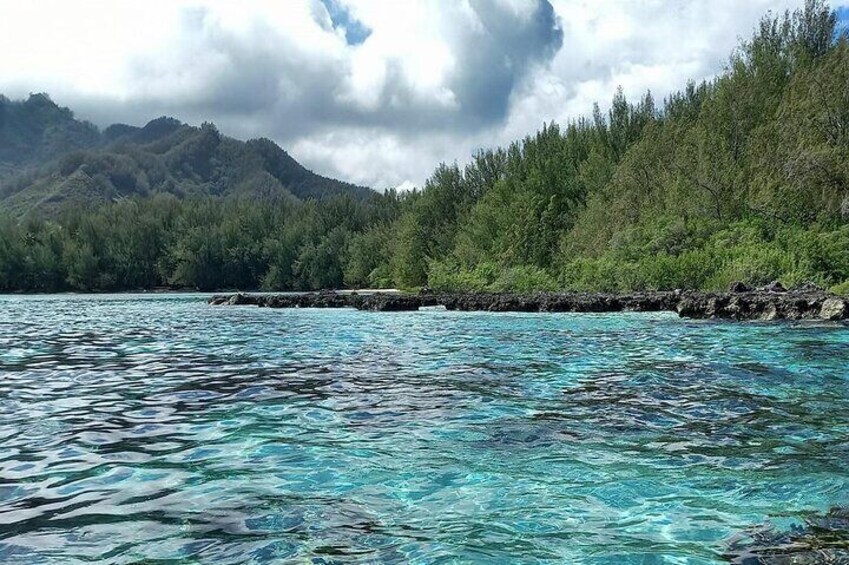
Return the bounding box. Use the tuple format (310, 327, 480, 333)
(794, 280, 824, 293)
(820, 297, 847, 320)
(728, 281, 752, 293)
(759, 280, 787, 293)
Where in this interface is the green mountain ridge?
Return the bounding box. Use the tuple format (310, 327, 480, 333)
(0, 94, 372, 214)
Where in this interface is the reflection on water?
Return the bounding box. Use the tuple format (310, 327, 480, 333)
(0, 294, 847, 564)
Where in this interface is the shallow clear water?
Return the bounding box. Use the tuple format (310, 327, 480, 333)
(0, 294, 847, 564)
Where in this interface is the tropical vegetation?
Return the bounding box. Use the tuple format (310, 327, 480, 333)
(1, 1, 848, 294)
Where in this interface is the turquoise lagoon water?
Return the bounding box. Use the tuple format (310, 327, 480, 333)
(0, 294, 848, 564)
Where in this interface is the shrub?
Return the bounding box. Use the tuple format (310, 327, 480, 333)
(787, 226, 849, 285)
(831, 280, 849, 295)
(490, 266, 558, 292)
(368, 264, 395, 289)
(559, 257, 635, 292)
(427, 260, 496, 292)
(717, 243, 795, 287)
(635, 248, 721, 290)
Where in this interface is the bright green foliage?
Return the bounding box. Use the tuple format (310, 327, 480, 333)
(832, 280, 849, 295)
(559, 221, 849, 292)
(428, 260, 558, 293)
(344, 225, 392, 289)
(428, 261, 499, 292)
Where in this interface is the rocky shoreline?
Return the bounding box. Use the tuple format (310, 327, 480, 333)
(209, 283, 848, 321)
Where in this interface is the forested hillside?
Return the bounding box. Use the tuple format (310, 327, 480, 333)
(0, 93, 100, 177)
(0, 96, 370, 214)
(2, 0, 849, 294)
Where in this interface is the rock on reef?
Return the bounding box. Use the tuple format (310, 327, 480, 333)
(758, 280, 787, 293)
(728, 281, 752, 293)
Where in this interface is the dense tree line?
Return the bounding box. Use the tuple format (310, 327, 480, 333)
(1, 1, 849, 294)
(0, 192, 403, 292)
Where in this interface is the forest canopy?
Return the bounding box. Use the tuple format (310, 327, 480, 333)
(1, 0, 849, 295)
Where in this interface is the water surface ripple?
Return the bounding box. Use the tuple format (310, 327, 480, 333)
(0, 294, 847, 564)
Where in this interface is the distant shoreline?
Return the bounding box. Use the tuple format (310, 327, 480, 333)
(0, 288, 402, 296)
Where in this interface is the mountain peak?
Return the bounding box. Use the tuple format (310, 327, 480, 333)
(0, 93, 373, 214)
(24, 92, 57, 107)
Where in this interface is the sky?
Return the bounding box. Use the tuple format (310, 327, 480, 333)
(0, 0, 845, 190)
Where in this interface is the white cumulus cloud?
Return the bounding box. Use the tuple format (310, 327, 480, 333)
(0, 0, 837, 190)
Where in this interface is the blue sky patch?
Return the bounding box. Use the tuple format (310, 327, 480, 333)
(837, 6, 849, 35)
(319, 0, 372, 45)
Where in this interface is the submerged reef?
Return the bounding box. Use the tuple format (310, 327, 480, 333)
(724, 507, 849, 564)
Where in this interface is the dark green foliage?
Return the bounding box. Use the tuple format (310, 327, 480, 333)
(0, 93, 100, 171)
(2, 1, 849, 294)
(0, 191, 401, 292)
